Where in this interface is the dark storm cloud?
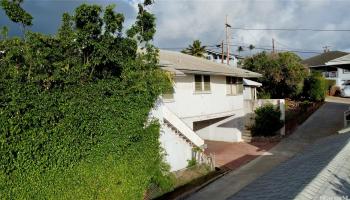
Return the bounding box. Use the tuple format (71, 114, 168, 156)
(0, 0, 136, 36)
(2, 0, 350, 58)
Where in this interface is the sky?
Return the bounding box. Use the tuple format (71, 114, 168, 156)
(1, 0, 350, 58)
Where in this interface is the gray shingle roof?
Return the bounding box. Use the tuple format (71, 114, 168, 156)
(302, 51, 349, 67)
(229, 133, 350, 200)
(159, 50, 262, 78)
(327, 54, 350, 66)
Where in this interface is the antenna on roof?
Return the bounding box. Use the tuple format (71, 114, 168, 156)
(323, 46, 331, 53)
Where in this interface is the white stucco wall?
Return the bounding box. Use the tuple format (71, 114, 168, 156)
(164, 74, 244, 128)
(195, 114, 244, 142)
(149, 100, 195, 172)
(337, 68, 350, 87)
(159, 125, 193, 171)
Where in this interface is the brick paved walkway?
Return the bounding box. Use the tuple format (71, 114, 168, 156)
(205, 141, 277, 170)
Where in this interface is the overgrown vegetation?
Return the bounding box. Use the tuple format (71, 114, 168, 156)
(252, 104, 284, 137)
(243, 51, 307, 99)
(0, 1, 174, 199)
(302, 72, 327, 101)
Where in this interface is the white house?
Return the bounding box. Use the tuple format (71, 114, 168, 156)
(324, 54, 350, 87)
(204, 49, 242, 68)
(303, 51, 350, 88)
(150, 50, 261, 171)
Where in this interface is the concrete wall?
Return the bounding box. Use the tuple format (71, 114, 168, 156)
(159, 125, 193, 171)
(195, 113, 244, 142)
(150, 100, 193, 172)
(164, 74, 244, 128)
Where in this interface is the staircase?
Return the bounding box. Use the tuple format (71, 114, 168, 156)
(242, 129, 253, 142)
(162, 106, 204, 148)
(164, 119, 198, 147)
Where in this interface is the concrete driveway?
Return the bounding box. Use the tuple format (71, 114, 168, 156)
(187, 97, 350, 200)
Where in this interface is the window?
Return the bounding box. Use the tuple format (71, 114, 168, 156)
(194, 75, 211, 92)
(226, 76, 243, 95)
(344, 69, 350, 74)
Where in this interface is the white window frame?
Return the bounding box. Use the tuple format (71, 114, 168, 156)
(226, 76, 243, 96)
(194, 74, 211, 93)
(343, 69, 350, 74)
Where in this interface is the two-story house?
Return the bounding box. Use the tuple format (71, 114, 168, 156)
(150, 50, 261, 171)
(303, 51, 350, 88)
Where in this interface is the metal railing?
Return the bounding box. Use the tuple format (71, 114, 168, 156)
(344, 108, 350, 127)
(323, 71, 338, 78)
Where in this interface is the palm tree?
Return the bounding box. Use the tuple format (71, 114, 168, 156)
(248, 44, 255, 56)
(237, 46, 244, 56)
(181, 40, 206, 58)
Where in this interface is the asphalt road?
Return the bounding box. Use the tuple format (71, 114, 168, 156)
(187, 97, 350, 200)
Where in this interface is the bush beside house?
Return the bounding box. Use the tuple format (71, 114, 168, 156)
(251, 104, 284, 137)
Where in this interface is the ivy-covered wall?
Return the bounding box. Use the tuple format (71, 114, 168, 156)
(0, 1, 173, 199)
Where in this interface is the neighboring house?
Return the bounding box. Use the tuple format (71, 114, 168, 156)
(150, 50, 261, 171)
(303, 51, 350, 87)
(205, 49, 243, 68)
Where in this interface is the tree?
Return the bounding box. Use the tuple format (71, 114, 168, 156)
(127, 0, 156, 44)
(1, 0, 33, 36)
(0, 26, 9, 40)
(248, 44, 255, 55)
(181, 40, 206, 57)
(243, 51, 307, 99)
(237, 45, 244, 56)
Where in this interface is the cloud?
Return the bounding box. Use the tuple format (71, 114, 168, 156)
(2, 0, 350, 58)
(151, 0, 350, 58)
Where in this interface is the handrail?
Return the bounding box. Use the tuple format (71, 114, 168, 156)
(163, 106, 204, 147)
(344, 109, 350, 128)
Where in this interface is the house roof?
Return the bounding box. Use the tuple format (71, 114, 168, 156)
(243, 78, 262, 87)
(326, 54, 350, 66)
(228, 133, 350, 200)
(302, 51, 349, 67)
(159, 50, 261, 78)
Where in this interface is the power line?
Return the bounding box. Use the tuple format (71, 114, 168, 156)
(160, 44, 322, 54)
(227, 44, 322, 54)
(229, 27, 350, 32)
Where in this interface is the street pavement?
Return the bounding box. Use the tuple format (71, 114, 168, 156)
(187, 97, 350, 200)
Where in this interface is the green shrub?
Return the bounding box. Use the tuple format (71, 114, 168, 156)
(303, 72, 327, 101)
(0, 2, 174, 199)
(187, 158, 197, 168)
(258, 91, 271, 99)
(252, 104, 284, 137)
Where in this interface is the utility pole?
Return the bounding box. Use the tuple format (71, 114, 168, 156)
(221, 40, 224, 64)
(225, 15, 231, 65)
(272, 38, 275, 54)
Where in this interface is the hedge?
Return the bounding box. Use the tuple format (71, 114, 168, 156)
(252, 104, 284, 137)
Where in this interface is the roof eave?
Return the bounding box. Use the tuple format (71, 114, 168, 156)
(177, 69, 262, 78)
